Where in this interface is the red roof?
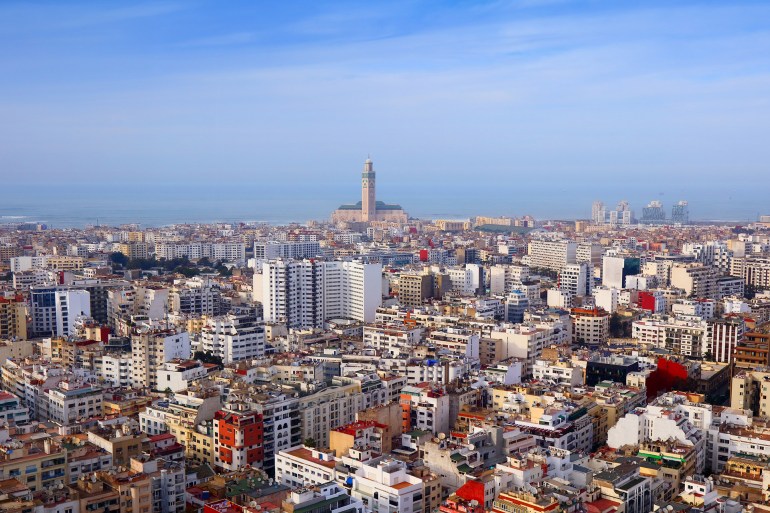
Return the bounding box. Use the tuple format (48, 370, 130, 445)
(455, 480, 485, 505)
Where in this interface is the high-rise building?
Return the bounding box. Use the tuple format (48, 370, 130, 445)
(131, 330, 191, 390)
(398, 273, 434, 307)
(641, 200, 666, 224)
(593, 200, 633, 226)
(30, 286, 91, 338)
(559, 262, 593, 297)
(671, 200, 689, 224)
(602, 256, 641, 289)
(200, 307, 265, 364)
(505, 290, 529, 323)
(591, 201, 605, 224)
(256, 259, 382, 328)
(213, 409, 264, 472)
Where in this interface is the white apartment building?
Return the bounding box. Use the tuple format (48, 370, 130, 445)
(363, 324, 423, 356)
(200, 311, 265, 364)
(298, 380, 387, 448)
(352, 458, 425, 513)
(257, 259, 382, 328)
(406, 359, 469, 385)
(29, 286, 91, 338)
(9, 256, 48, 273)
(527, 240, 577, 271)
(400, 384, 450, 434)
(427, 328, 480, 361)
(632, 317, 709, 357)
(0, 391, 29, 426)
(670, 263, 720, 299)
(276, 446, 339, 489)
(253, 241, 321, 260)
(157, 360, 209, 392)
(489, 322, 567, 373)
(140, 405, 170, 436)
(155, 241, 246, 263)
(593, 287, 620, 313)
(489, 265, 531, 295)
(532, 359, 584, 386)
(99, 353, 132, 387)
(559, 263, 593, 297)
(169, 277, 226, 317)
(44, 381, 103, 425)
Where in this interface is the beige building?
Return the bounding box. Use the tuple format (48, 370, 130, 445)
(398, 273, 435, 307)
(732, 369, 770, 417)
(87, 424, 150, 466)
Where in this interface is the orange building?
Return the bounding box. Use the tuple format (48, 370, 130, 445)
(213, 410, 264, 472)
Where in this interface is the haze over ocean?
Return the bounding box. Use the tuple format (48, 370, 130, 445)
(0, 180, 762, 228)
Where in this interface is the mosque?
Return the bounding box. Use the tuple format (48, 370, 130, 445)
(331, 158, 408, 224)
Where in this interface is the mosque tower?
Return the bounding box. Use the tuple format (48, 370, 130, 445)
(361, 157, 376, 222)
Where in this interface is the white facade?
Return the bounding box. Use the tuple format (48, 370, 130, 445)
(559, 263, 592, 297)
(157, 360, 209, 392)
(602, 256, 626, 289)
(99, 353, 133, 387)
(352, 458, 424, 513)
(276, 446, 339, 488)
(254, 241, 321, 260)
(527, 240, 577, 271)
(200, 314, 265, 364)
(593, 287, 620, 313)
(131, 330, 192, 390)
(260, 259, 382, 328)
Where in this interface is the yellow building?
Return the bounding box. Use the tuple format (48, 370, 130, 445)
(46, 256, 85, 271)
(99, 469, 152, 513)
(164, 387, 220, 467)
(0, 295, 27, 341)
(116, 243, 149, 261)
(0, 439, 66, 492)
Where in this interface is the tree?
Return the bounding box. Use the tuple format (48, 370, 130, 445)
(609, 313, 623, 338)
(109, 252, 129, 267)
(304, 437, 317, 448)
(193, 351, 223, 367)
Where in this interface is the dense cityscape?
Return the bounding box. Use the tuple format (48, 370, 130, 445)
(0, 158, 769, 513)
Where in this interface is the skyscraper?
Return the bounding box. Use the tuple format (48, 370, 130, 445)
(671, 200, 689, 224)
(641, 200, 666, 224)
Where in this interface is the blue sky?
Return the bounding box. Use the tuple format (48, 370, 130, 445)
(1, 1, 769, 218)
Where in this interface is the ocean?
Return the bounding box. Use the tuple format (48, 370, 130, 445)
(0, 182, 764, 228)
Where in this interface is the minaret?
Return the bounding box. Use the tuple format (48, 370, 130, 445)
(361, 157, 376, 222)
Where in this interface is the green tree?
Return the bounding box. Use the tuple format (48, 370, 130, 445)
(304, 438, 317, 448)
(193, 351, 223, 367)
(109, 252, 129, 267)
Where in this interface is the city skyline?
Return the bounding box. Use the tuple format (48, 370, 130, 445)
(1, 0, 769, 219)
